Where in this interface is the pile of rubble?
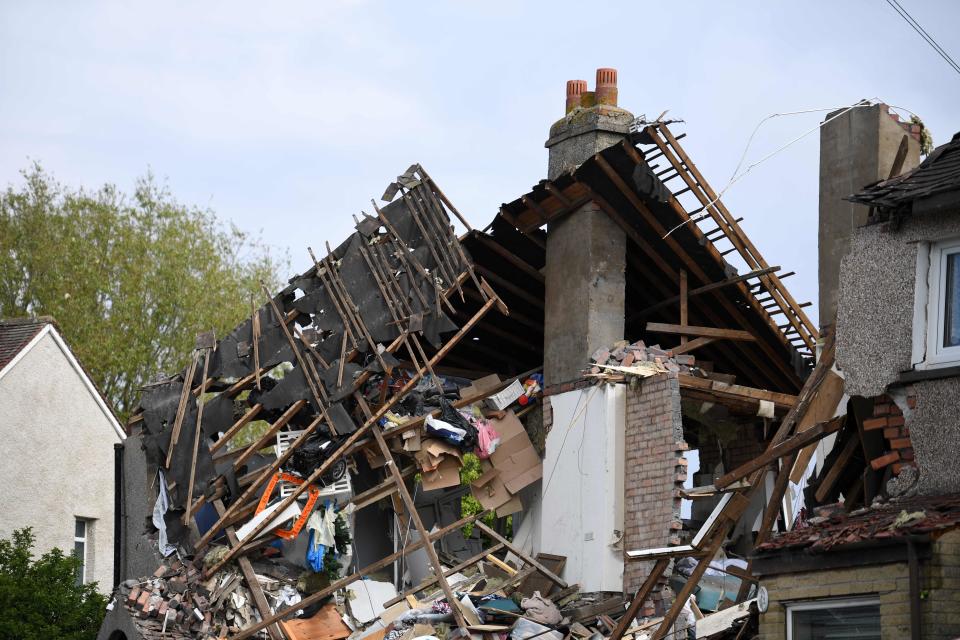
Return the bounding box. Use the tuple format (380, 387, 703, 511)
(115, 557, 302, 639)
(586, 339, 701, 381)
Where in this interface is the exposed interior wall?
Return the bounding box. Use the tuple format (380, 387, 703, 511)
(0, 331, 120, 592)
(540, 385, 625, 592)
(836, 210, 960, 494)
(622, 374, 687, 595)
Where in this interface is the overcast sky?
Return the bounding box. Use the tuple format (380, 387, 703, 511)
(3, 1, 959, 323)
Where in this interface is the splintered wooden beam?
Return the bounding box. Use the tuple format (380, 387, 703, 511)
(209, 403, 263, 454)
(382, 542, 507, 608)
(609, 558, 671, 640)
(646, 322, 756, 342)
(715, 415, 844, 489)
(475, 522, 568, 589)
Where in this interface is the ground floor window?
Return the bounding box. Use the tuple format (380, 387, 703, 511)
(786, 596, 880, 640)
(74, 518, 88, 585)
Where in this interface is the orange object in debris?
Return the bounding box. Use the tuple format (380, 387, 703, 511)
(280, 603, 352, 640)
(255, 472, 321, 540)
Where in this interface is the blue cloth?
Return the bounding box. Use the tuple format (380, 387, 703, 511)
(306, 529, 326, 572)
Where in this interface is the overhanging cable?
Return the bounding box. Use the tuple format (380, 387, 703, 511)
(884, 0, 960, 75)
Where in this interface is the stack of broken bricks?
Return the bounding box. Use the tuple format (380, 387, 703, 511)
(585, 339, 701, 382)
(117, 557, 295, 639)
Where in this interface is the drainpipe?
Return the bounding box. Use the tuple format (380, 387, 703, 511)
(113, 442, 124, 589)
(908, 536, 921, 640)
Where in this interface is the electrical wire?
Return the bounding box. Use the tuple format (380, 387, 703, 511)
(661, 98, 882, 239)
(540, 386, 599, 498)
(884, 0, 960, 75)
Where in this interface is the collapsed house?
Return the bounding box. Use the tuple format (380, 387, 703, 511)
(97, 71, 956, 640)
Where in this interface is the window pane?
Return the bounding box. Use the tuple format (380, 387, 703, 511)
(75, 519, 86, 539)
(791, 603, 880, 640)
(944, 252, 960, 348)
(73, 541, 85, 585)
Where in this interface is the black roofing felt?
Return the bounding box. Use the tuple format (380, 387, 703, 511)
(848, 132, 960, 210)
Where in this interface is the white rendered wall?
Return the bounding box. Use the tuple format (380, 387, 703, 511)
(540, 385, 625, 592)
(0, 331, 121, 592)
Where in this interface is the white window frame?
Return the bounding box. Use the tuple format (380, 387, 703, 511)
(785, 596, 881, 640)
(912, 238, 960, 369)
(74, 518, 87, 585)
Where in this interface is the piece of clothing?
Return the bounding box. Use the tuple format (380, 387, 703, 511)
(153, 470, 176, 557)
(520, 592, 561, 625)
(475, 420, 501, 458)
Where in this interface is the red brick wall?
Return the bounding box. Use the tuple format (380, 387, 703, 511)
(623, 372, 688, 598)
(866, 389, 917, 475)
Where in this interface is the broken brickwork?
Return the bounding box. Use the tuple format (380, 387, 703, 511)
(622, 373, 687, 596)
(867, 390, 917, 475)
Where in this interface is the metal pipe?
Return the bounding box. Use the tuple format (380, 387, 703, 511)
(113, 441, 124, 589)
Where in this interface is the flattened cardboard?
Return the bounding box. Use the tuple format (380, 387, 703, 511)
(470, 465, 512, 510)
(402, 429, 422, 452)
(489, 411, 543, 494)
(495, 494, 523, 517)
(421, 457, 462, 491)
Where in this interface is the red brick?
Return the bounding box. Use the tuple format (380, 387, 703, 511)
(871, 451, 900, 470)
(887, 415, 906, 427)
(862, 417, 888, 431)
(873, 402, 891, 416)
(889, 437, 913, 450)
(901, 447, 914, 461)
(883, 427, 902, 440)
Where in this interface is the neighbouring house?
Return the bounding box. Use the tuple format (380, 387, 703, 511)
(0, 317, 125, 593)
(753, 125, 960, 638)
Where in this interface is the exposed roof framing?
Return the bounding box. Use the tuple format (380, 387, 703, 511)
(491, 124, 816, 392)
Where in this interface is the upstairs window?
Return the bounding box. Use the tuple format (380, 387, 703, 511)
(913, 238, 960, 368)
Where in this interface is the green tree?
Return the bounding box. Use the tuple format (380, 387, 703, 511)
(0, 165, 286, 419)
(0, 528, 108, 640)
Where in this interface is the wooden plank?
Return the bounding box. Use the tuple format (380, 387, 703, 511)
(789, 370, 846, 483)
(715, 415, 844, 489)
(609, 558, 671, 640)
(210, 403, 263, 454)
(814, 433, 860, 502)
(183, 345, 213, 524)
(212, 499, 283, 640)
(518, 553, 566, 596)
(679, 270, 688, 346)
(669, 336, 715, 356)
(475, 522, 568, 589)
(678, 374, 797, 411)
(634, 267, 780, 319)
(646, 322, 756, 342)
(233, 399, 307, 471)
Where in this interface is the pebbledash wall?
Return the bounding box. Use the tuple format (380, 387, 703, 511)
(0, 328, 123, 593)
(836, 209, 960, 495)
(756, 529, 960, 639)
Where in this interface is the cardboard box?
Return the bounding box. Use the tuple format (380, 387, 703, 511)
(486, 379, 523, 410)
(496, 494, 523, 517)
(470, 464, 512, 510)
(459, 373, 502, 400)
(489, 411, 542, 493)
